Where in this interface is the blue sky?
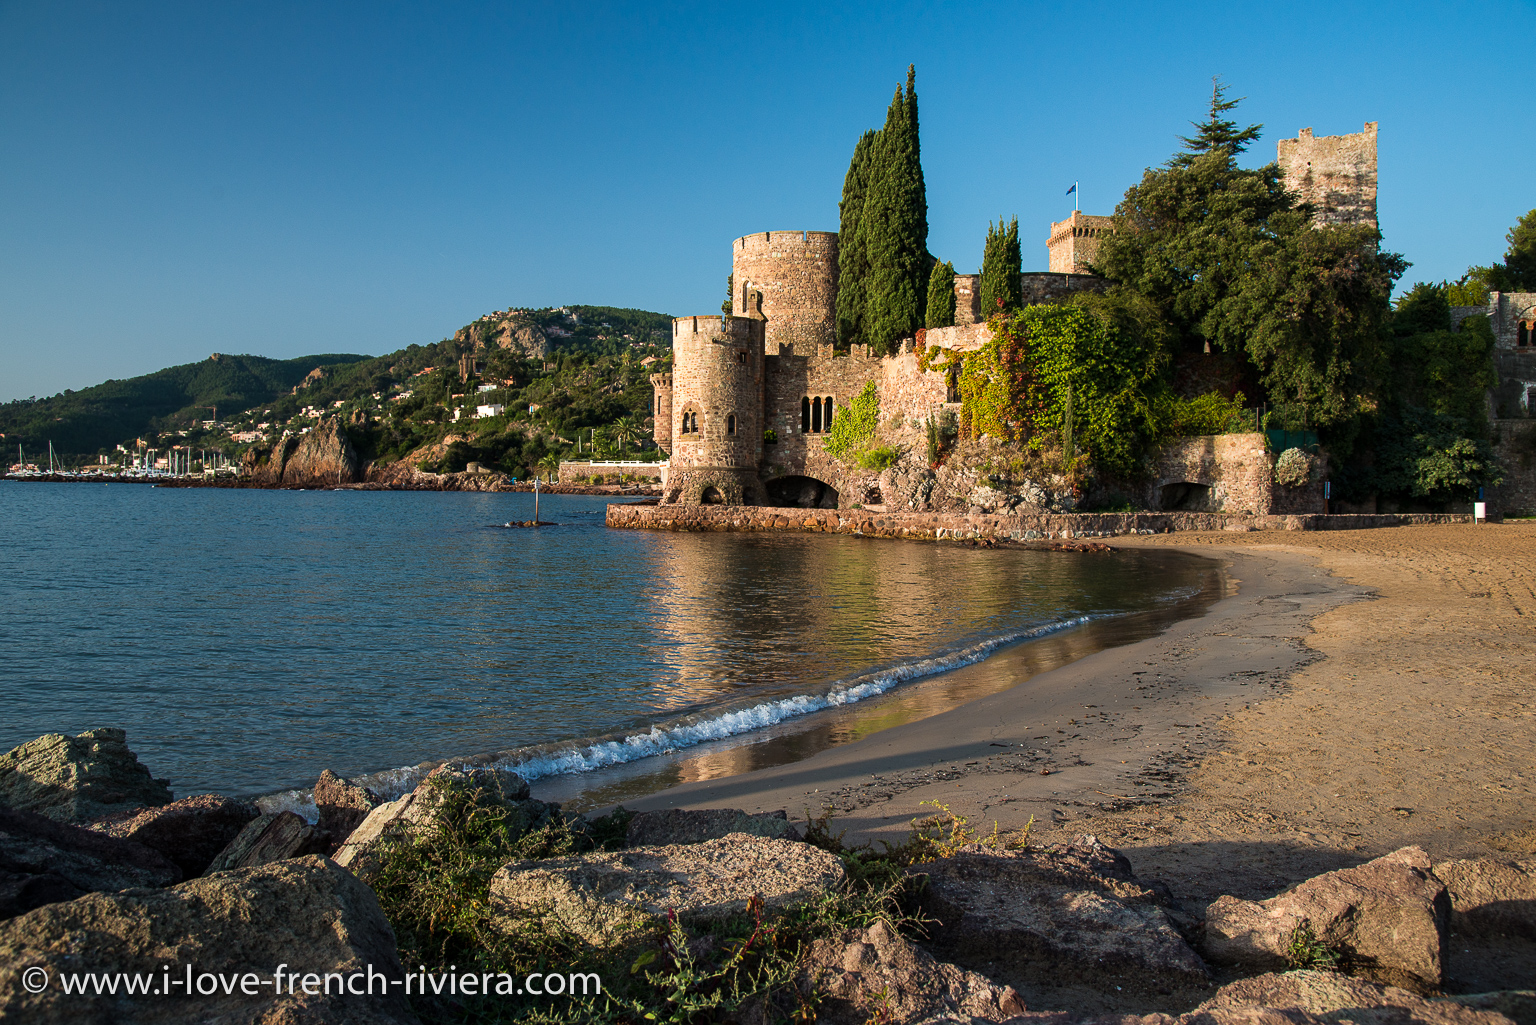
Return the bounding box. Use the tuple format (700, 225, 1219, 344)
(2, 0, 1532, 402)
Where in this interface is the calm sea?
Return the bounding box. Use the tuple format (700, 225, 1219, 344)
(0, 482, 1218, 807)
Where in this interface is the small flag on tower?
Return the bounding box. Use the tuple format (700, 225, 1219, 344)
(1065, 183, 1076, 196)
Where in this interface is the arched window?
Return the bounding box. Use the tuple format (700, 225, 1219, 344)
(812, 397, 822, 433)
(1521, 322, 1531, 347)
(679, 407, 701, 434)
(727, 414, 736, 435)
(801, 396, 810, 433)
(823, 396, 834, 428)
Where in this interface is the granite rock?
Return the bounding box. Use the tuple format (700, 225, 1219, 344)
(0, 728, 172, 823)
(624, 807, 801, 847)
(489, 833, 844, 949)
(89, 793, 258, 879)
(207, 811, 330, 872)
(0, 855, 418, 1024)
(314, 769, 380, 848)
(1203, 847, 1449, 991)
(0, 806, 180, 920)
(1434, 857, 1536, 941)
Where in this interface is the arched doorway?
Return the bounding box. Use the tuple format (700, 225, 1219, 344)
(1159, 481, 1213, 511)
(765, 475, 840, 509)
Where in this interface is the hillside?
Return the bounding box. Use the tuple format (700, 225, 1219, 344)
(0, 305, 672, 466)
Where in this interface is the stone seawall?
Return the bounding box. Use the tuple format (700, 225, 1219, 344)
(606, 504, 1473, 539)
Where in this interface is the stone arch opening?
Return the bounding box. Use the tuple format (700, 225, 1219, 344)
(1159, 481, 1213, 511)
(812, 397, 823, 433)
(823, 396, 835, 428)
(679, 404, 701, 435)
(801, 396, 810, 433)
(726, 414, 736, 435)
(765, 475, 840, 509)
(700, 486, 726, 505)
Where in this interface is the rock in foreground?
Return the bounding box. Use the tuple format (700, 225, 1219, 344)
(0, 728, 172, 824)
(1184, 969, 1516, 1025)
(489, 833, 845, 949)
(799, 920, 1025, 1025)
(624, 807, 801, 846)
(88, 793, 258, 879)
(0, 855, 418, 1024)
(314, 768, 380, 846)
(0, 807, 181, 921)
(912, 835, 1209, 1011)
(207, 811, 330, 872)
(1203, 847, 1449, 991)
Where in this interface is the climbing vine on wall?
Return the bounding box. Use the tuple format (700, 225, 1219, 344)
(959, 303, 1166, 478)
(824, 381, 881, 459)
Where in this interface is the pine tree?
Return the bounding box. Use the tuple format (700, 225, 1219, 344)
(979, 217, 1021, 315)
(1173, 77, 1263, 167)
(836, 130, 877, 346)
(862, 66, 929, 354)
(925, 260, 956, 328)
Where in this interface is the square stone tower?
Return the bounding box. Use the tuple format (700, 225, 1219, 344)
(1047, 212, 1114, 274)
(1277, 122, 1378, 229)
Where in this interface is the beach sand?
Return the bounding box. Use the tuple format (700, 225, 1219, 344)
(617, 523, 1536, 932)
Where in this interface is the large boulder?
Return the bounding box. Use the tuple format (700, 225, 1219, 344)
(333, 765, 545, 872)
(796, 919, 1026, 1025)
(207, 811, 330, 872)
(0, 728, 172, 823)
(910, 835, 1210, 1011)
(0, 855, 418, 1024)
(1203, 847, 1450, 992)
(88, 794, 258, 879)
(624, 807, 801, 847)
(243, 417, 361, 486)
(1184, 970, 1516, 1025)
(314, 768, 380, 845)
(489, 833, 845, 949)
(0, 807, 180, 920)
(1434, 857, 1536, 941)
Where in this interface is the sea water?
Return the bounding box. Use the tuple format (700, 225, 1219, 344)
(0, 483, 1216, 803)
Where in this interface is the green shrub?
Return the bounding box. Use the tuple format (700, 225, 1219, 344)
(856, 445, 901, 471)
(1164, 391, 1252, 436)
(1274, 447, 1313, 487)
(824, 381, 880, 458)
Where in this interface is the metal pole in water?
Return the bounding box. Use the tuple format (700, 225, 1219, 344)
(533, 478, 540, 525)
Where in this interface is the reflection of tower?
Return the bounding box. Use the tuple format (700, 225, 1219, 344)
(732, 231, 839, 350)
(662, 315, 766, 505)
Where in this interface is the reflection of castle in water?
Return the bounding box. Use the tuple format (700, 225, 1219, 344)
(633, 532, 1102, 712)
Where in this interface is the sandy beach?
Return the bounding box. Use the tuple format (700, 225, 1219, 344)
(615, 523, 1536, 951)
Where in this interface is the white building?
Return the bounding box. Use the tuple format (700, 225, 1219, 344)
(476, 404, 505, 418)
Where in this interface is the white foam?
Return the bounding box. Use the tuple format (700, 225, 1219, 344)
(252, 613, 1100, 812)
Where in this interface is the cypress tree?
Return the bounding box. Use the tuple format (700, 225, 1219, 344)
(979, 216, 1021, 316)
(925, 260, 956, 328)
(862, 66, 929, 354)
(836, 131, 877, 346)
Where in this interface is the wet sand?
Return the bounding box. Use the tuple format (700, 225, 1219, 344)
(613, 523, 1536, 925)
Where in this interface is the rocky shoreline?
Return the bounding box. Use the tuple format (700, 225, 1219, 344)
(2, 726, 1532, 1024)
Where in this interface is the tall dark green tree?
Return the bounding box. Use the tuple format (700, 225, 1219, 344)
(1093, 85, 1405, 430)
(836, 66, 929, 353)
(979, 217, 1021, 315)
(835, 130, 877, 345)
(862, 66, 929, 353)
(926, 260, 956, 328)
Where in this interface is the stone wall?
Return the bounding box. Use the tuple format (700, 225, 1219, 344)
(1492, 419, 1536, 515)
(558, 461, 665, 484)
(1277, 123, 1379, 229)
(732, 231, 839, 350)
(607, 502, 1470, 539)
(953, 274, 981, 325)
(1047, 212, 1114, 274)
(1019, 272, 1110, 305)
(1148, 434, 1323, 516)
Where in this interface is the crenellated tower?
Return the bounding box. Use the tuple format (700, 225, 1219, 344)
(731, 231, 839, 350)
(661, 315, 767, 505)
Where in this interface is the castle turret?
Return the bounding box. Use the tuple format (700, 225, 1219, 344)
(650, 372, 673, 454)
(1277, 122, 1379, 229)
(732, 231, 838, 350)
(661, 315, 767, 505)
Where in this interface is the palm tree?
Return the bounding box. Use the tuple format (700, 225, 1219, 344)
(609, 415, 643, 457)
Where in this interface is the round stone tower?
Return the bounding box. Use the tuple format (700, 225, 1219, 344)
(732, 230, 838, 350)
(663, 315, 766, 506)
(650, 371, 673, 454)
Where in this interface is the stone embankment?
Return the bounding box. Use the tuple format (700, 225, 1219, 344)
(606, 503, 1474, 539)
(4, 727, 1533, 1023)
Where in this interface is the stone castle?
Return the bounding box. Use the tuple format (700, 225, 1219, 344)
(648, 123, 1390, 512)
